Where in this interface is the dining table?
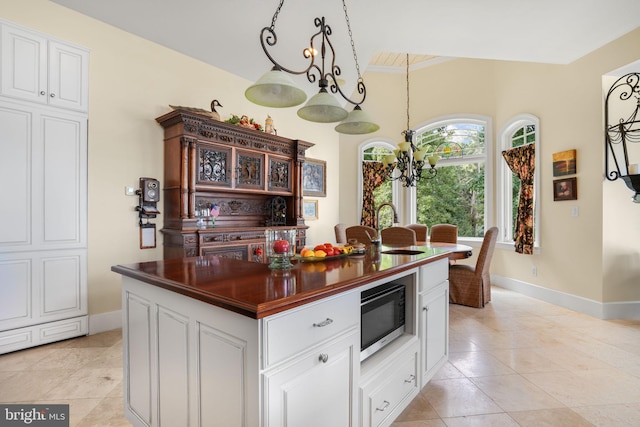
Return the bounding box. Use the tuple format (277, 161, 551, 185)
(417, 241, 473, 260)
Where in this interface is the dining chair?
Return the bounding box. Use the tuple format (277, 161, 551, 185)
(381, 226, 417, 247)
(334, 223, 347, 244)
(405, 224, 428, 242)
(429, 224, 458, 244)
(345, 225, 377, 245)
(448, 227, 498, 308)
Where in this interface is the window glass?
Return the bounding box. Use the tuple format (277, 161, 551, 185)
(414, 120, 488, 238)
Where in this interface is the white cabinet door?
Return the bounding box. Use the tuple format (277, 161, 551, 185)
(419, 281, 449, 385)
(0, 99, 87, 353)
(0, 100, 87, 250)
(263, 329, 359, 427)
(1, 23, 88, 112)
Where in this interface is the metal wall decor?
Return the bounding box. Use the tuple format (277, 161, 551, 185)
(605, 72, 640, 203)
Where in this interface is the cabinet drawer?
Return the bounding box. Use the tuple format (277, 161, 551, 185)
(261, 291, 359, 368)
(419, 258, 448, 292)
(366, 350, 418, 427)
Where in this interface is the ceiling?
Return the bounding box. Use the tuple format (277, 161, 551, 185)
(51, 0, 640, 97)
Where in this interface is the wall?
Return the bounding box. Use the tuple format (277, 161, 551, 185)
(1, 0, 340, 323)
(340, 29, 640, 309)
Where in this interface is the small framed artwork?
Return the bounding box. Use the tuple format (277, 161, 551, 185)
(553, 177, 577, 201)
(303, 158, 326, 197)
(552, 149, 577, 177)
(303, 199, 318, 220)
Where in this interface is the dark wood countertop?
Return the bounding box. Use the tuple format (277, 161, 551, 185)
(111, 245, 451, 319)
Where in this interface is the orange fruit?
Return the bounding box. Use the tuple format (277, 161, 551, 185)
(301, 248, 315, 258)
(314, 249, 327, 258)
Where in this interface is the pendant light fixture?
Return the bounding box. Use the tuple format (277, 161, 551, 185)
(245, 0, 379, 134)
(383, 54, 437, 187)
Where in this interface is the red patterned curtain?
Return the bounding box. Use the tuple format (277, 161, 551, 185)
(502, 144, 535, 254)
(361, 161, 387, 227)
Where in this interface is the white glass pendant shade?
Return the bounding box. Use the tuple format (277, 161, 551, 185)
(245, 68, 307, 108)
(335, 106, 380, 134)
(297, 89, 348, 123)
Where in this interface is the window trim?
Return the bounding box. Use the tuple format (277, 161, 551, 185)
(410, 114, 493, 241)
(496, 114, 540, 252)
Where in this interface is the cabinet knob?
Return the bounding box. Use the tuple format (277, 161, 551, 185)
(375, 400, 390, 412)
(40, 91, 46, 95)
(313, 318, 333, 328)
(423, 306, 429, 311)
(50, 93, 56, 98)
(318, 353, 329, 363)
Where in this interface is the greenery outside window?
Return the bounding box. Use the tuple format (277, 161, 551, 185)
(413, 116, 492, 238)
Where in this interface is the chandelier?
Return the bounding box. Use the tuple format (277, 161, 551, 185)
(605, 72, 640, 203)
(244, 0, 379, 134)
(382, 54, 438, 187)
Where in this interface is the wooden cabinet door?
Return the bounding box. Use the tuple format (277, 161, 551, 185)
(419, 281, 449, 385)
(263, 329, 358, 427)
(235, 149, 265, 191)
(197, 142, 232, 188)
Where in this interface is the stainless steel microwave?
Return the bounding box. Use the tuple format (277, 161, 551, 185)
(360, 282, 405, 362)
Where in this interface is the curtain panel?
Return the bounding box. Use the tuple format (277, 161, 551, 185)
(502, 144, 535, 254)
(360, 161, 387, 228)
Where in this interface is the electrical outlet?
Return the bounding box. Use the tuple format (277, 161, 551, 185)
(531, 266, 537, 277)
(571, 206, 579, 217)
(125, 186, 136, 196)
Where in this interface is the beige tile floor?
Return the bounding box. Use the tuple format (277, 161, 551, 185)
(392, 287, 640, 427)
(2, 286, 640, 426)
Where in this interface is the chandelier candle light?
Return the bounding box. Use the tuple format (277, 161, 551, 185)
(245, 0, 379, 134)
(383, 54, 437, 187)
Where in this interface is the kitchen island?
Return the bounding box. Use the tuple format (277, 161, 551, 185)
(112, 245, 451, 427)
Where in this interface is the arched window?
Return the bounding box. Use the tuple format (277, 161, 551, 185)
(412, 115, 493, 239)
(359, 140, 399, 228)
(497, 114, 540, 250)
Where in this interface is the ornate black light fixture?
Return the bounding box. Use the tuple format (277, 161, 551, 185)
(382, 54, 437, 187)
(245, 0, 379, 134)
(605, 72, 640, 203)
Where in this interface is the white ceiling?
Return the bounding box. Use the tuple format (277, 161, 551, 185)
(52, 0, 640, 97)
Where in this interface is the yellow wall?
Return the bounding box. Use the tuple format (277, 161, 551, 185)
(1, 0, 341, 317)
(3, 1, 639, 319)
(339, 29, 640, 304)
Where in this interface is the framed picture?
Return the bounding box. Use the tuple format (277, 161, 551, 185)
(552, 149, 577, 177)
(303, 158, 326, 197)
(553, 177, 577, 201)
(303, 199, 318, 220)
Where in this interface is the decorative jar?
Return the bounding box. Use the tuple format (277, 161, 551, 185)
(264, 228, 296, 269)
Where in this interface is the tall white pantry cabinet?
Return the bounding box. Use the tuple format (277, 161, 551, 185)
(0, 19, 89, 354)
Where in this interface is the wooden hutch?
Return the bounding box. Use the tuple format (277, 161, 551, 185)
(156, 109, 313, 262)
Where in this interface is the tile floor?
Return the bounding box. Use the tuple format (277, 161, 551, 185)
(2, 286, 640, 426)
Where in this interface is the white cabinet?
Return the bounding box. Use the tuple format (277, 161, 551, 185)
(360, 340, 419, 427)
(263, 328, 359, 427)
(0, 96, 88, 353)
(1, 22, 89, 112)
(419, 260, 449, 385)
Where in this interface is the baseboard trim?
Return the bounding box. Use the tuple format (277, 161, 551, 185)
(88, 310, 122, 334)
(492, 275, 640, 320)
